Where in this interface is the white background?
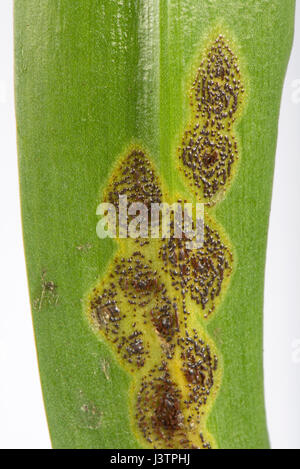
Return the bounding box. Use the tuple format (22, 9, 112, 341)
(0, 1, 299, 450)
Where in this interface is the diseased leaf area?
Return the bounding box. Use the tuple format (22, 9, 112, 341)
(178, 36, 245, 203)
(87, 36, 242, 449)
(15, 0, 295, 449)
(87, 150, 223, 449)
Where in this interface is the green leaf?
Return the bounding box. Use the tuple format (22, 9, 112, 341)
(15, 0, 295, 449)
